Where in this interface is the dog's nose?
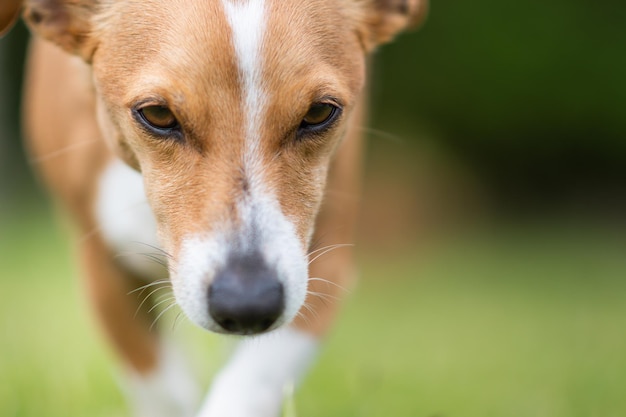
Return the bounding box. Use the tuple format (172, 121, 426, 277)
(208, 254, 284, 334)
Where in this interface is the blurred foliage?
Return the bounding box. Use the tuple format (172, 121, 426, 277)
(375, 0, 626, 144)
(370, 0, 626, 210)
(0, 20, 30, 209)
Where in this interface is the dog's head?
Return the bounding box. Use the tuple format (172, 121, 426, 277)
(3, 0, 427, 335)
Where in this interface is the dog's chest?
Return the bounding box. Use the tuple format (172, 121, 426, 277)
(95, 158, 166, 280)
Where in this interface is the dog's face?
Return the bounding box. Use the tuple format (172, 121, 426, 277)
(91, 0, 366, 334)
(8, 0, 426, 335)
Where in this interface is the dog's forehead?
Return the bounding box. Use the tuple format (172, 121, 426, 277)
(96, 0, 362, 108)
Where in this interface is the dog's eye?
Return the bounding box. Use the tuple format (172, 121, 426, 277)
(299, 103, 339, 132)
(303, 104, 335, 126)
(137, 105, 179, 131)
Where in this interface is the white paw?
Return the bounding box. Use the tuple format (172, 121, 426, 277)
(123, 343, 200, 417)
(197, 371, 284, 417)
(197, 328, 318, 417)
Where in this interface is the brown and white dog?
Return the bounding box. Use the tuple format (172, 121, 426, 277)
(1, 1, 426, 415)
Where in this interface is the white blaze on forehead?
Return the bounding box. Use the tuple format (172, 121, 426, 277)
(222, 0, 267, 179)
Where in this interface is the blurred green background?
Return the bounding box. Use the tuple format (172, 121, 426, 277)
(1, 1, 626, 416)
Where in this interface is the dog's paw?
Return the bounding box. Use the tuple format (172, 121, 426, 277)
(197, 328, 317, 417)
(123, 343, 200, 417)
(197, 363, 286, 417)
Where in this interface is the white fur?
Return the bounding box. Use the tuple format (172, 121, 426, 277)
(174, 232, 229, 330)
(95, 158, 164, 280)
(198, 327, 318, 417)
(222, 0, 267, 179)
(122, 342, 200, 417)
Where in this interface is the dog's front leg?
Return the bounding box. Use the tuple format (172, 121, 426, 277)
(80, 233, 199, 417)
(198, 328, 317, 417)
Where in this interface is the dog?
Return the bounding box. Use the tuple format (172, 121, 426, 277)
(1, 0, 427, 415)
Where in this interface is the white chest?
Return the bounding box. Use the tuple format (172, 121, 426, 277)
(95, 158, 166, 280)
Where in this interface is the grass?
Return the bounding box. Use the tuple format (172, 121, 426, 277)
(1, 206, 626, 417)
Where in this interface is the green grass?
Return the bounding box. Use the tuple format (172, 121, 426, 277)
(1, 208, 626, 417)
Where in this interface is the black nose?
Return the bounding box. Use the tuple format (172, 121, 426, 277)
(208, 254, 284, 335)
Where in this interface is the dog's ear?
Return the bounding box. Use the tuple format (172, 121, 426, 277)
(0, 0, 22, 37)
(359, 0, 429, 51)
(22, 0, 99, 61)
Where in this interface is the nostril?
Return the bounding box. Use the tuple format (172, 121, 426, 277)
(208, 258, 285, 335)
(261, 318, 274, 330)
(220, 318, 238, 332)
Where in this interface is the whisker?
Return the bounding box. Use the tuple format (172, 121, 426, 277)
(294, 310, 311, 327)
(308, 243, 354, 265)
(115, 252, 168, 268)
(28, 138, 100, 164)
(136, 253, 168, 267)
(307, 235, 328, 256)
(172, 311, 185, 332)
(148, 296, 176, 314)
(307, 291, 341, 302)
(307, 277, 350, 294)
(299, 302, 320, 321)
(150, 302, 177, 331)
(307, 230, 353, 255)
(127, 279, 171, 295)
(152, 291, 175, 303)
(134, 285, 172, 319)
(129, 241, 174, 261)
(307, 243, 352, 257)
(306, 292, 330, 307)
(135, 283, 171, 300)
(360, 126, 405, 144)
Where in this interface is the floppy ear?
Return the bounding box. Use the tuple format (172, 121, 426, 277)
(0, 0, 22, 37)
(360, 0, 429, 51)
(22, 0, 99, 61)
